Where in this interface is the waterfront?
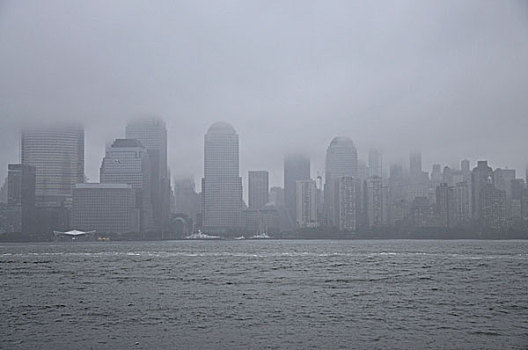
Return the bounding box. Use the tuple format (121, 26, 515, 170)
(1, 240, 527, 349)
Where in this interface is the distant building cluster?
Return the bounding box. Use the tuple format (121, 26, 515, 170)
(1, 120, 527, 239)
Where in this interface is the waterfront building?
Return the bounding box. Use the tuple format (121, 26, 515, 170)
(368, 149, 383, 178)
(100, 138, 153, 233)
(295, 179, 318, 228)
(365, 176, 383, 228)
(471, 161, 494, 220)
(436, 183, 455, 228)
(479, 183, 506, 231)
(248, 171, 269, 210)
(173, 177, 201, 223)
(284, 154, 310, 228)
(7, 164, 36, 233)
(21, 124, 84, 207)
(269, 186, 285, 207)
(202, 122, 243, 233)
(454, 181, 471, 225)
(72, 183, 139, 234)
(126, 118, 169, 230)
(324, 137, 357, 228)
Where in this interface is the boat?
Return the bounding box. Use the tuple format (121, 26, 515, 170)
(249, 232, 270, 239)
(234, 236, 246, 240)
(185, 231, 221, 240)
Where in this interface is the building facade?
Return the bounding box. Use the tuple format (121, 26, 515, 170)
(284, 154, 310, 228)
(72, 183, 138, 234)
(21, 124, 84, 207)
(7, 164, 36, 233)
(295, 180, 318, 228)
(202, 122, 243, 233)
(248, 171, 269, 210)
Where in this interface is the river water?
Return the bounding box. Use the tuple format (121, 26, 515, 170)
(1, 240, 527, 349)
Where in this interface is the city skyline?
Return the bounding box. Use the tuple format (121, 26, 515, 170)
(0, 1, 527, 188)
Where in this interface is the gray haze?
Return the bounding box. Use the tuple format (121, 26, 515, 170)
(1, 1, 527, 190)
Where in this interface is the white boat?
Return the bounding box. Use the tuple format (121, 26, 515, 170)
(185, 231, 221, 240)
(249, 232, 270, 239)
(234, 236, 246, 240)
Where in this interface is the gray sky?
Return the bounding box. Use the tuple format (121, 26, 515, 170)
(1, 0, 527, 191)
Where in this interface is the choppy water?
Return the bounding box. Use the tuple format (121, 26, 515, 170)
(1, 240, 527, 349)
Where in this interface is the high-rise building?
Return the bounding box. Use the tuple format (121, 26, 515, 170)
(368, 149, 383, 178)
(248, 171, 269, 209)
(126, 118, 169, 231)
(365, 176, 383, 228)
(295, 179, 318, 228)
(100, 139, 153, 233)
(461, 160, 470, 174)
(471, 161, 494, 220)
(284, 154, 310, 227)
(335, 176, 358, 231)
(72, 183, 139, 234)
(430, 164, 442, 188)
(479, 183, 506, 231)
(269, 187, 285, 207)
(436, 183, 455, 228)
(324, 137, 357, 227)
(202, 122, 243, 233)
(173, 177, 201, 221)
(410, 152, 422, 176)
(493, 168, 515, 218)
(7, 164, 36, 233)
(21, 124, 84, 207)
(454, 181, 470, 225)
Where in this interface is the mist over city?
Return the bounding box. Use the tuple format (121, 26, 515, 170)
(1, 1, 528, 349)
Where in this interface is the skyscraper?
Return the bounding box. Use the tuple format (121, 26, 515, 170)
(202, 122, 243, 233)
(248, 171, 269, 210)
(100, 139, 153, 233)
(368, 149, 383, 178)
(409, 152, 422, 176)
(365, 176, 383, 228)
(471, 161, 493, 220)
(284, 154, 310, 227)
(126, 118, 169, 230)
(173, 177, 201, 222)
(21, 124, 84, 207)
(335, 176, 358, 231)
(324, 137, 358, 227)
(7, 164, 36, 233)
(295, 179, 318, 228)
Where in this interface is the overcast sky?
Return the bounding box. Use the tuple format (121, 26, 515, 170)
(0, 0, 527, 191)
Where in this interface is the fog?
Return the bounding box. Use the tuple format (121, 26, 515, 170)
(1, 0, 527, 189)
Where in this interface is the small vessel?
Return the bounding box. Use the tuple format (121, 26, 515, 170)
(234, 236, 246, 240)
(185, 231, 221, 240)
(249, 232, 270, 239)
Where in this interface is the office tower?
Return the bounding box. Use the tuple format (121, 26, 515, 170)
(72, 183, 139, 234)
(324, 137, 357, 227)
(100, 139, 153, 233)
(471, 161, 494, 220)
(21, 124, 84, 207)
(479, 183, 506, 231)
(365, 176, 383, 228)
(410, 152, 422, 176)
(269, 187, 285, 207)
(493, 168, 515, 218)
(411, 197, 433, 228)
(454, 181, 470, 225)
(436, 183, 455, 228)
(461, 160, 470, 174)
(248, 171, 269, 209)
(7, 164, 36, 233)
(126, 118, 169, 231)
(295, 180, 318, 228)
(334, 176, 358, 231)
(0, 178, 7, 204)
(368, 149, 383, 178)
(173, 177, 201, 221)
(202, 122, 243, 233)
(511, 179, 525, 219)
(430, 164, 442, 188)
(284, 154, 310, 227)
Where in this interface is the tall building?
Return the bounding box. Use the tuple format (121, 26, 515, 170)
(72, 183, 139, 234)
(100, 139, 153, 233)
(202, 122, 243, 233)
(173, 177, 201, 221)
(7, 164, 36, 233)
(21, 124, 84, 207)
(410, 152, 422, 176)
(493, 168, 515, 218)
(368, 149, 383, 178)
(284, 154, 310, 227)
(295, 180, 318, 228)
(479, 183, 506, 231)
(454, 181, 470, 225)
(126, 118, 169, 231)
(471, 161, 494, 220)
(335, 176, 358, 231)
(248, 171, 269, 209)
(269, 187, 285, 207)
(324, 137, 357, 227)
(436, 183, 455, 228)
(365, 176, 383, 228)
